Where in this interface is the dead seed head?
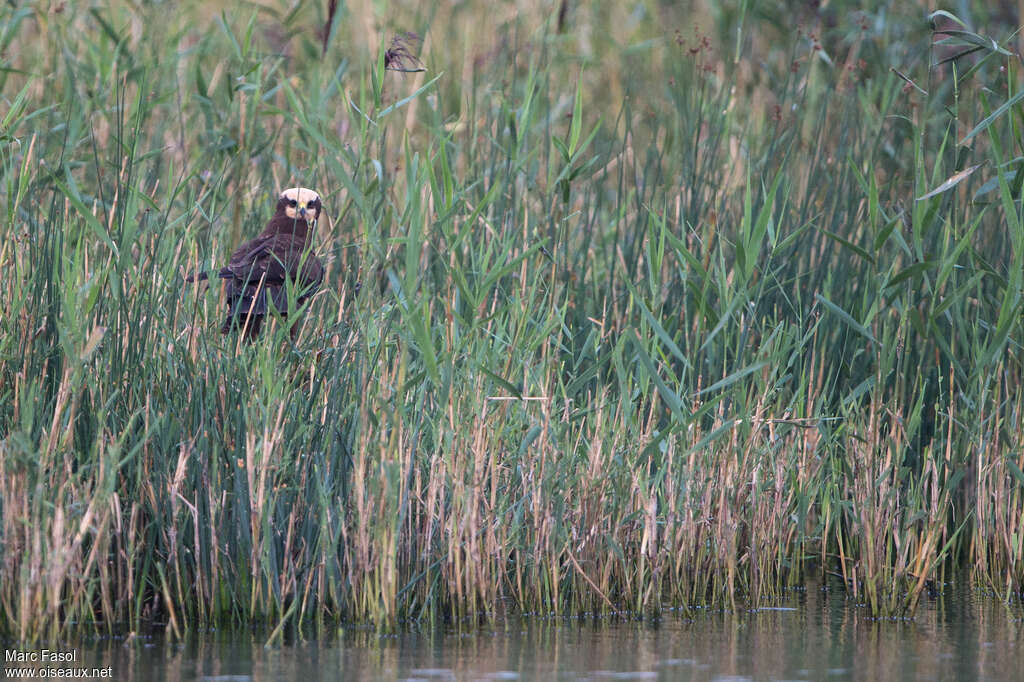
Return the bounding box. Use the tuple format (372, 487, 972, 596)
(385, 32, 425, 73)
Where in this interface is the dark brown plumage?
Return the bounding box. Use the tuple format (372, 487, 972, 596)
(195, 187, 324, 342)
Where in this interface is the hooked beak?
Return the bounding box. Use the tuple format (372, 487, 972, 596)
(299, 205, 307, 217)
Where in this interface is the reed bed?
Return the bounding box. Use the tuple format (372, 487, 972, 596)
(1, 1, 1022, 640)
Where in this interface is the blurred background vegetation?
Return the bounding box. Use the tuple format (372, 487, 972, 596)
(1, 0, 1023, 639)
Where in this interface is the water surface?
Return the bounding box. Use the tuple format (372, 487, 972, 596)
(5, 586, 1021, 680)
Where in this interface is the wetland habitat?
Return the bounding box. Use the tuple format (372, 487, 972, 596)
(1, 0, 1023, 677)
(5, 583, 1023, 680)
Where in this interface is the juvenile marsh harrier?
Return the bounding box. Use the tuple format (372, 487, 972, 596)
(189, 187, 324, 342)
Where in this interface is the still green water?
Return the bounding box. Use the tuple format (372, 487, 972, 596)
(4, 587, 1021, 680)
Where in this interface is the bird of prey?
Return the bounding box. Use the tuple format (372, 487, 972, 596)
(189, 187, 325, 342)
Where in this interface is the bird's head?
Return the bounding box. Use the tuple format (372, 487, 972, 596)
(278, 187, 322, 223)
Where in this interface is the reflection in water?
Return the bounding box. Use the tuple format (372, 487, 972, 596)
(8, 586, 1021, 681)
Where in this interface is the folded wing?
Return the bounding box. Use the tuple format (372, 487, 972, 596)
(219, 233, 324, 336)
